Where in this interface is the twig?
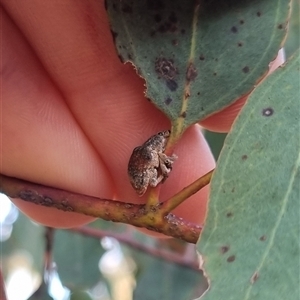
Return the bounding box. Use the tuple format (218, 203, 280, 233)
(0, 174, 201, 243)
(69, 226, 200, 271)
(160, 169, 214, 215)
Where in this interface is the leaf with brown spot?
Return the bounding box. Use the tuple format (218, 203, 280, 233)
(197, 51, 300, 299)
(106, 0, 290, 135)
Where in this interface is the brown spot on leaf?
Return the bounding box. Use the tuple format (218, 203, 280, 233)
(156, 16, 178, 33)
(242, 154, 248, 160)
(199, 54, 205, 61)
(165, 97, 172, 105)
(257, 11, 261, 17)
(238, 42, 243, 47)
(226, 212, 233, 217)
(186, 63, 197, 82)
(155, 57, 178, 80)
(262, 107, 274, 116)
(181, 111, 187, 118)
(221, 246, 230, 254)
(251, 272, 259, 283)
(231, 26, 238, 33)
(227, 255, 236, 262)
(260, 235, 267, 241)
(166, 79, 178, 91)
(278, 24, 283, 30)
(240, 19, 244, 25)
(242, 66, 250, 73)
(231, 187, 235, 193)
(213, 72, 217, 76)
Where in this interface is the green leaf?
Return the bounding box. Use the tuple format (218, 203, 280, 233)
(284, 0, 300, 59)
(197, 51, 300, 299)
(204, 131, 227, 160)
(106, 0, 290, 131)
(53, 229, 105, 290)
(133, 251, 206, 300)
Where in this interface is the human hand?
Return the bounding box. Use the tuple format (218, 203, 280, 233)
(1, 0, 283, 232)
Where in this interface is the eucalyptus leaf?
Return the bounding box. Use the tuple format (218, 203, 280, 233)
(133, 250, 206, 300)
(53, 229, 105, 290)
(106, 0, 290, 131)
(284, 0, 300, 59)
(197, 51, 300, 299)
(204, 131, 227, 160)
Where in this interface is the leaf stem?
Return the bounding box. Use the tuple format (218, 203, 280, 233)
(160, 169, 214, 215)
(146, 185, 161, 208)
(167, 122, 184, 154)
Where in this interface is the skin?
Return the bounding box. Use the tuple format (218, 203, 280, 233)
(1, 1, 284, 233)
